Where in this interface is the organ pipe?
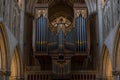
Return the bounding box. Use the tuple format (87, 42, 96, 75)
(75, 15, 87, 52)
(36, 16, 47, 52)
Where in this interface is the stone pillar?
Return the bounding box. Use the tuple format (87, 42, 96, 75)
(0, 0, 3, 21)
(20, 0, 25, 77)
(20, 0, 25, 55)
(97, 0, 103, 54)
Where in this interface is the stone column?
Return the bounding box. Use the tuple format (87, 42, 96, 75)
(97, 0, 103, 54)
(20, 0, 25, 78)
(0, 0, 3, 21)
(20, 0, 25, 55)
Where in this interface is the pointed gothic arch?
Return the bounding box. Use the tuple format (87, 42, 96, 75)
(0, 23, 10, 80)
(10, 46, 23, 80)
(99, 45, 113, 80)
(113, 24, 120, 78)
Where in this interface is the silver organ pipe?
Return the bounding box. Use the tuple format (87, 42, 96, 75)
(36, 16, 47, 52)
(79, 17, 82, 51)
(75, 15, 87, 52)
(81, 17, 83, 51)
(39, 17, 41, 51)
(39, 16, 42, 51)
(40, 17, 41, 51)
(84, 18, 87, 51)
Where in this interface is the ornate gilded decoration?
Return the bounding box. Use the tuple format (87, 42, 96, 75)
(53, 60, 71, 74)
(54, 60, 70, 68)
(36, 9, 47, 18)
(74, 9, 87, 18)
(36, 41, 47, 45)
(76, 41, 87, 45)
(49, 16, 73, 35)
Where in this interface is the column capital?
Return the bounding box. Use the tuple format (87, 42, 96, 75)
(0, 71, 4, 76)
(3, 70, 11, 76)
(112, 70, 120, 76)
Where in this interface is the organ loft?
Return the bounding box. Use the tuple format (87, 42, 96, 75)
(0, 0, 120, 80)
(26, 1, 97, 80)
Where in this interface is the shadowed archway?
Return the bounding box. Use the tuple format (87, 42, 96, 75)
(0, 23, 10, 80)
(10, 46, 23, 80)
(113, 24, 120, 79)
(99, 46, 113, 80)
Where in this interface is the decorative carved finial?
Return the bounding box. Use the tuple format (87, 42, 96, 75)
(36, 9, 47, 18)
(75, 9, 87, 18)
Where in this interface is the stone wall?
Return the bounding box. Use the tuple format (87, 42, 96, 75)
(103, 0, 120, 40)
(0, 0, 22, 40)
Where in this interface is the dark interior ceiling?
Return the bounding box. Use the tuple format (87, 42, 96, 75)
(48, 0, 74, 22)
(36, 0, 86, 22)
(37, 0, 85, 6)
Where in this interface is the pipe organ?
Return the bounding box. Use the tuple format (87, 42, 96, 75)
(75, 9, 87, 52)
(35, 8, 48, 52)
(34, 10, 87, 53)
(31, 4, 94, 80)
(52, 60, 71, 74)
(36, 15, 47, 52)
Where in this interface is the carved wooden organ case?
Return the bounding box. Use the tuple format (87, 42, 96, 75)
(33, 4, 89, 73)
(33, 5, 88, 54)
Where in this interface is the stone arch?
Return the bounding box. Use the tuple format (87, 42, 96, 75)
(99, 45, 113, 80)
(113, 24, 120, 79)
(0, 23, 10, 80)
(10, 46, 23, 80)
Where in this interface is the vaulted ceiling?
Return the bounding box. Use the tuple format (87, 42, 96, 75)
(26, 0, 97, 16)
(26, 0, 85, 14)
(37, 0, 85, 7)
